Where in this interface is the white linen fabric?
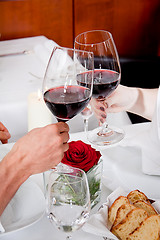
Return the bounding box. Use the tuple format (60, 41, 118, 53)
(0, 36, 49, 142)
(120, 86, 160, 175)
(34, 39, 59, 68)
(34, 41, 87, 82)
(0, 222, 5, 233)
(143, 86, 160, 175)
(83, 187, 160, 239)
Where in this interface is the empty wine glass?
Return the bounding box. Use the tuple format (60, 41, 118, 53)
(75, 30, 125, 146)
(42, 46, 94, 123)
(47, 163, 91, 240)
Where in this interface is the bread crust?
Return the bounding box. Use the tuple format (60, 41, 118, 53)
(127, 215, 160, 240)
(112, 203, 136, 228)
(127, 190, 150, 204)
(111, 208, 148, 240)
(133, 200, 158, 216)
(108, 189, 159, 240)
(108, 196, 129, 224)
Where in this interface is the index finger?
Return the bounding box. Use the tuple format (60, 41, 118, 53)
(56, 122, 69, 133)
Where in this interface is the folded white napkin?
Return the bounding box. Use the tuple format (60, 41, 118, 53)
(34, 39, 86, 81)
(120, 87, 160, 176)
(83, 187, 125, 239)
(0, 222, 5, 233)
(34, 39, 59, 66)
(48, 47, 75, 80)
(83, 187, 160, 239)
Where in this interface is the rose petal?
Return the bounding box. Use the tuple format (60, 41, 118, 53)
(61, 140, 101, 172)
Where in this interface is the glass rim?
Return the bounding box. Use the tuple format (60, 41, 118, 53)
(75, 29, 113, 46)
(52, 45, 94, 57)
(50, 164, 88, 184)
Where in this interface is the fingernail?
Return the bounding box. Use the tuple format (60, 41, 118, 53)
(100, 107, 105, 111)
(100, 118, 105, 124)
(101, 114, 106, 119)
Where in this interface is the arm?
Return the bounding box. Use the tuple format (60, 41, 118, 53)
(90, 85, 158, 122)
(0, 122, 11, 144)
(126, 87, 158, 120)
(0, 122, 69, 216)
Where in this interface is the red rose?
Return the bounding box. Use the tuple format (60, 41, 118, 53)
(61, 140, 101, 172)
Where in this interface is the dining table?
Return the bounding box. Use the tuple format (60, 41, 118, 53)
(0, 36, 160, 240)
(1, 121, 160, 240)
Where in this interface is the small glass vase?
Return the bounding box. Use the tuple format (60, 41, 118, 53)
(86, 158, 103, 208)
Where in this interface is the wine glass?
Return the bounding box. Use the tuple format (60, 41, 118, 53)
(42, 46, 94, 123)
(75, 30, 124, 146)
(47, 163, 91, 240)
(80, 105, 93, 134)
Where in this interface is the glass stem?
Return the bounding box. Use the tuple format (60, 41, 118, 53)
(84, 118, 89, 133)
(98, 120, 113, 137)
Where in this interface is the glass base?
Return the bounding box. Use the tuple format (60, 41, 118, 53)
(87, 125, 125, 146)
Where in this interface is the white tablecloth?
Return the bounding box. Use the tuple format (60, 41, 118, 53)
(0, 136, 111, 240)
(0, 123, 160, 239)
(0, 36, 131, 143)
(0, 36, 48, 141)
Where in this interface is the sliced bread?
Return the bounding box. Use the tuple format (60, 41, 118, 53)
(112, 203, 136, 228)
(127, 215, 160, 240)
(127, 190, 150, 204)
(111, 208, 148, 240)
(133, 200, 158, 216)
(108, 196, 129, 224)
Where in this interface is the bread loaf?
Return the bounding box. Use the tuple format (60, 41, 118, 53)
(108, 196, 129, 224)
(111, 208, 148, 240)
(127, 190, 150, 204)
(112, 203, 136, 228)
(108, 189, 159, 240)
(127, 215, 160, 240)
(133, 200, 158, 216)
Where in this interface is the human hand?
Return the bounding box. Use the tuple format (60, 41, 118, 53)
(90, 98, 107, 124)
(9, 122, 70, 177)
(104, 85, 138, 113)
(0, 122, 11, 144)
(90, 85, 138, 123)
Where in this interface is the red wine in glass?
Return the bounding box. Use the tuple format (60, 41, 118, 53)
(92, 69, 120, 99)
(77, 69, 120, 99)
(44, 85, 91, 122)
